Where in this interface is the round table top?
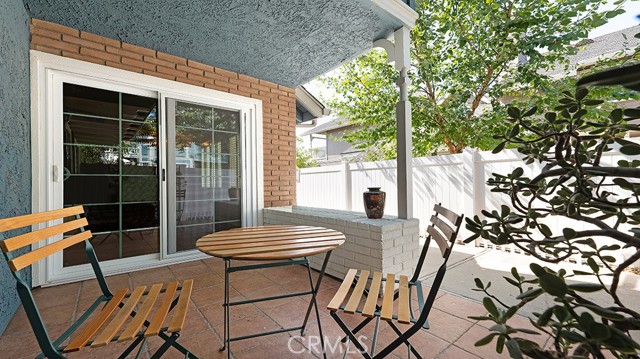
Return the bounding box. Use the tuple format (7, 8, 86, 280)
(195, 225, 346, 260)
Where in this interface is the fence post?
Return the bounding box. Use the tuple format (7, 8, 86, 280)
(462, 149, 475, 238)
(343, 162, 352, 211)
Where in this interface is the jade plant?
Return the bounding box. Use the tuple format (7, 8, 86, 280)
(465, 63, 640, 358)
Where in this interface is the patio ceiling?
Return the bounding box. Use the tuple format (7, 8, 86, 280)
(23, 0, 416, 87)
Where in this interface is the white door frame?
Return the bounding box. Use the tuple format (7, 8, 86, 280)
(30, 50, 263, 286)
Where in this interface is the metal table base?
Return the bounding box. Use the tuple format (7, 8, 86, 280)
(219, 252, 332, 359)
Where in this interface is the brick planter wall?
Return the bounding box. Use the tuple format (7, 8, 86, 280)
(263, 206, 421, 280)
(29, 19, 297, 207)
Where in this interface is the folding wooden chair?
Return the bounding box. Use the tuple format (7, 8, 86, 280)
(0, 206, 199, 359)
(327, 204, 463, 359)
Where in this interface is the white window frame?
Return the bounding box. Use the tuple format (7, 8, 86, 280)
(30, 50, 263, 286)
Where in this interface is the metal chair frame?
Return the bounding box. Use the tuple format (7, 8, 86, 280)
(0, 206, 199, 359)
(329, 204, 464, 359)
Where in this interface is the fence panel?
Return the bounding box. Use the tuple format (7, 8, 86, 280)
(296, 146, 639, 267)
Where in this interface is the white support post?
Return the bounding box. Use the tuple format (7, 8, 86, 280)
(373, 26, 413, 219)
(343, 162, 352, 211)
(394, 27, 413, 219)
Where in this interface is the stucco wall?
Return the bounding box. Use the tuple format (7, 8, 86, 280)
(0, 0, 31, 335)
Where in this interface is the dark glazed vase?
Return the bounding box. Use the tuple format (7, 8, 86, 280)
(363, 187, 386, 219)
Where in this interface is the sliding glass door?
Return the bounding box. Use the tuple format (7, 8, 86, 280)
(166, 99, 242, 254)
(62, 83, 160, 267)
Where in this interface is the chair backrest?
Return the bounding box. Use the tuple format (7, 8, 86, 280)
(0, 206, 111, 358)
(411, 204, 463, 324)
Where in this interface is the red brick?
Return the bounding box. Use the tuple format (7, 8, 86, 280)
(30, 44, 62, 55)
(80, 32, 120, 48)
(157, 65, 186, 78)
(31, 19, 79, 36)
(105, 61, 143, 73)
(62, 51, 105, 65)
(213, 80, 238, 91)
(144, 55, 175, 68)
(122, 42, 156, 57)
(62, 34, 105, 51)
(214, 67, 239, 79)
(187, 59, 214, 72)
(32, 36, 79, 53)
(81, 47, 119, 63)
(176, 64, 204, 76)
(122, 57, 156, 71)
(187, 72, 213, 85)
(105, 46, 143, 60)
(156, 51, 187, 65)
(30, 27, 62, 40)
(176, 77, 205, 87)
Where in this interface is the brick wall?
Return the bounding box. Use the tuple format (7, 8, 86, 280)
(29, 19, 296, 207)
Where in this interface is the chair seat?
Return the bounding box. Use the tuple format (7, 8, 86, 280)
(63, 279, 193, 353)
(327, 269, 411, 324)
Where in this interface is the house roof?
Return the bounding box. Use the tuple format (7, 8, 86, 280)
(23, 0, 417, 88)
(546, 25, 640, 76)
(296, 87, 330, 124)
(299, 116, 352, 136)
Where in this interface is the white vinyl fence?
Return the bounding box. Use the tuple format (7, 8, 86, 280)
(297, 147, 639, 267)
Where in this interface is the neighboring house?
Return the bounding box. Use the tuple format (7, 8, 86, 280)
(547, 24, 640, 78)
(299, 116, 364, 165)
(0, 0, 417, 333)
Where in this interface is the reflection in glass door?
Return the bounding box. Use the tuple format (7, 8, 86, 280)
(167, 100, 242, 254)
(62, 83, 160, 267)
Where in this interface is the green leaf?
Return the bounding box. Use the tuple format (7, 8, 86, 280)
(620, 145, 640, 156)
(492, 142, 506, 154)
(538, 273, 568, 297)
(539, 224, 552, 237)
(568, 283, 604, 292)
(474, 333, 497, 347)
(537, 307, 554, 326)
(505, 339, 523, 359)
(474, 277, 484, 289)
(507, 107, 521, 119)
(516, 287, 543, 300)
(562, 228, 577, 239)
(581, 304, 625, 320)
(483, 297, 500, 318)
(575, 88, 588, 101)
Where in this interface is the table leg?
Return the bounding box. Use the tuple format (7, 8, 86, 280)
(219, 258, 230, 359)
(301, 251, 332, 359)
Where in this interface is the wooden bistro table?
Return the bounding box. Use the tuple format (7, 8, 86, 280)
(195, 225, 346, 359)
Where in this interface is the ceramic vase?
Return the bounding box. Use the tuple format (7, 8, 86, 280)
(363, 187, 386, 219)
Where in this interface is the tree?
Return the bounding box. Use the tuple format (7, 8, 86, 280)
(322, 0, 628, 158)
(465, 64, 640, 358)
(296, 137, 319, 168)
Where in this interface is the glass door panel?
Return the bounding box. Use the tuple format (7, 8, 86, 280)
(168, 100, 242, 254)
(62, 83, 160, 267)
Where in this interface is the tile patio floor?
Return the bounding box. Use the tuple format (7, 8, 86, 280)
(0, 257, 548, 359)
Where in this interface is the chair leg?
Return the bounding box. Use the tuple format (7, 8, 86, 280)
(150, 333, 179, 359)
(385, 321, 422, 359)
(330, 311, 373, 359)
(118, 336, 147, 359)
(370, 316, 381, 357)
(341, 316, 375, 343)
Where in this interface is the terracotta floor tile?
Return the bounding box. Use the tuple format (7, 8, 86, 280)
(31, 281, 81, 310)
(421, 307, 475, 343)
(454, 324, 511, 359)
(129, 266, 176, 287)
(432, 293, 487, 321)
(436, 344, 482, 359)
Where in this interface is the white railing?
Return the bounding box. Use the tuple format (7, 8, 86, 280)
(296, 147, 639, 267)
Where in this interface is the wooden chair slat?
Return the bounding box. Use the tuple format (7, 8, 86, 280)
(0, 205, 84, 232)
(434, 204, 462, 226)
(380, 274, 396, 321)
(168, 279, 194, 333)
(145, 281, 179, 337)
(0, 218, 88, 253)
(397, 275, 410, 324)
(209, 239, 344, 257)
(430, 215, 455, 240)
(64, 288, 129, 352)
(197, 235, 345, 251)
(427, 226, 450, 257)
(92, 286, 147, 347)
(361, 272, 382, 318)
(344, 270, 369, 314)
(118, 284, 163, 342)
(327, 269, 358, 311)
(8, 230, 92, 271)
(232, 246, 342, 261)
